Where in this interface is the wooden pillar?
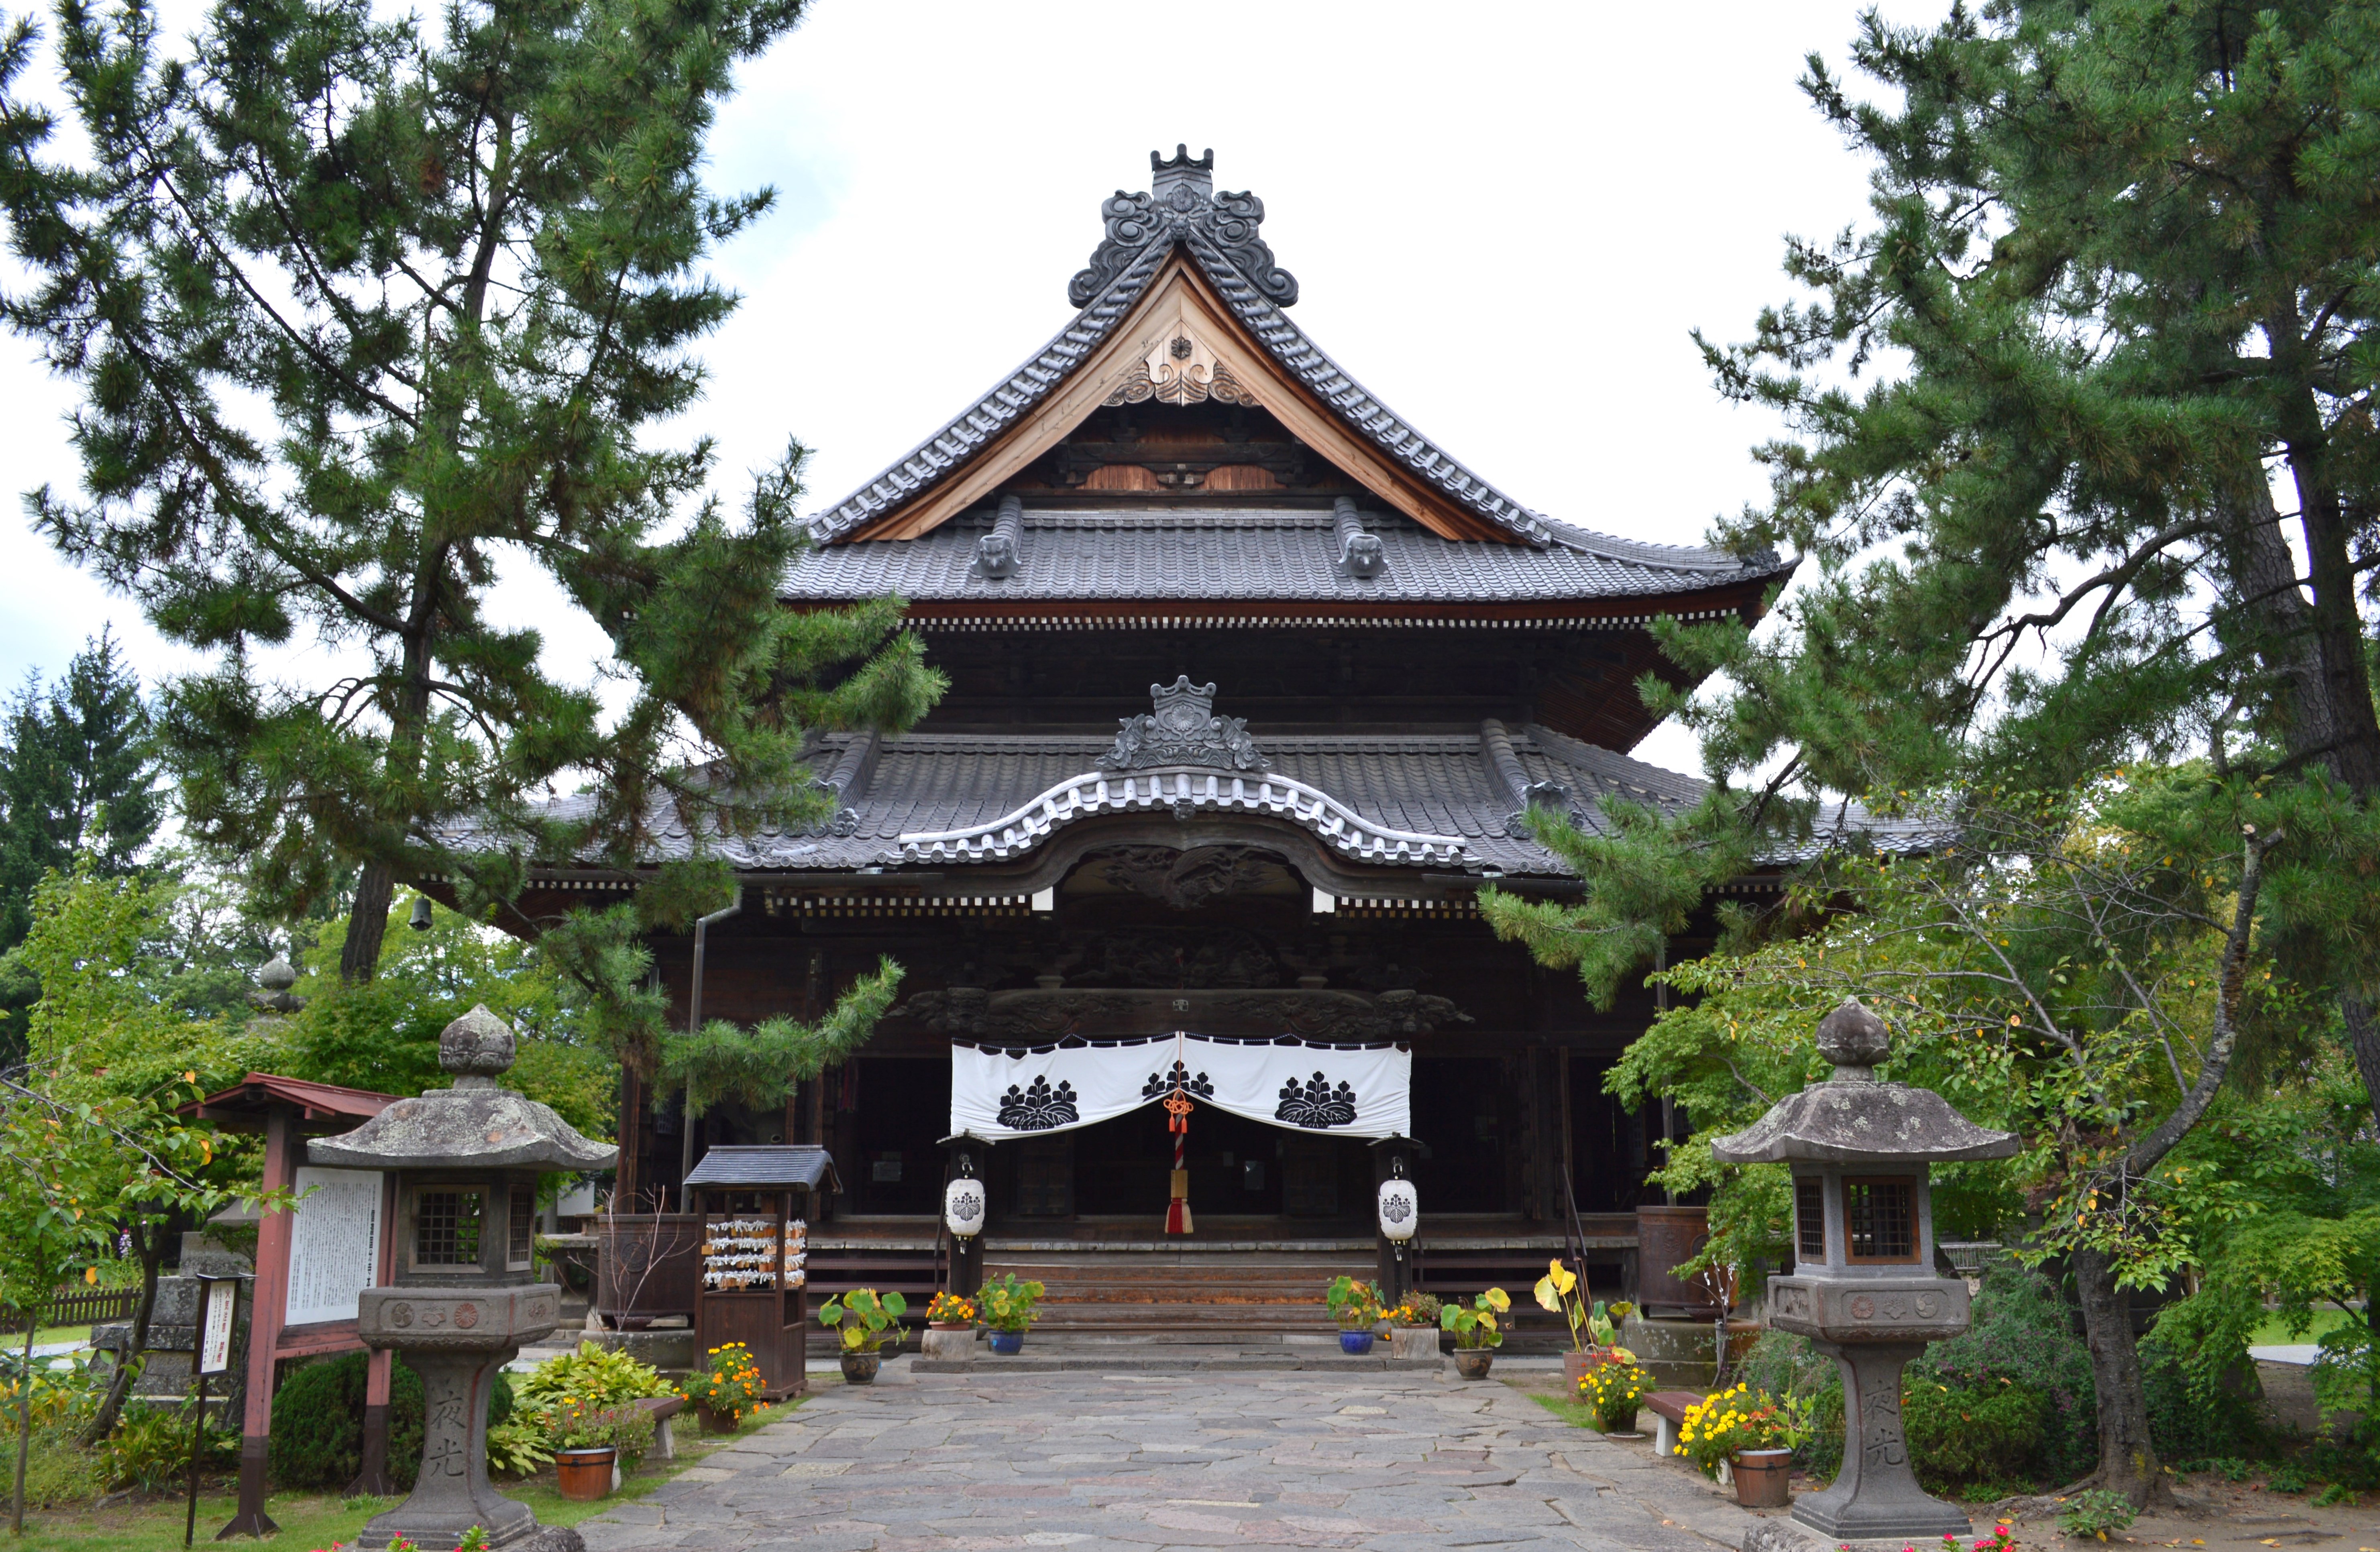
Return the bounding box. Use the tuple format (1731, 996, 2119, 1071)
(349, 1173, 400, 1496)
(1369, 1137, 1416, 1304)
(222, 1106, 295, 1538)
(942, 1140, 985, 1297)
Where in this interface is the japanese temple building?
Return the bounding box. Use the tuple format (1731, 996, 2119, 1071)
(498, 149, 1842, 1326)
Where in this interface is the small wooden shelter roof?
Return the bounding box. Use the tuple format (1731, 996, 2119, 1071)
(683, 1145, 842, 1195)
(183, 1073, 397, 1134)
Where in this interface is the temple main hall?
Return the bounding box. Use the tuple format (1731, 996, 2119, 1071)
(519, 148, 1812, 1334)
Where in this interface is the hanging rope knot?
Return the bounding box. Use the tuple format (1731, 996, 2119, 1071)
(1164, 1090, 1194, 1132)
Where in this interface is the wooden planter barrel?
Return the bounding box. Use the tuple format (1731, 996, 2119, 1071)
(595, 1214, 704, 1326)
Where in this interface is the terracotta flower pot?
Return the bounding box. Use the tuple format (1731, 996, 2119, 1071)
(555, 1446, 617, 1502)
(1452, 1350, 1494, 1380)
(840, 1352, 882, 1384)
(1733, 1448, 1793, 1509)
(1562, 1348, 1617, 1390)
(695, 1402, 738, 1434)
(929, 1321, 973, 1331)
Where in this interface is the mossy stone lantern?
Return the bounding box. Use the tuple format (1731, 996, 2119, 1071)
(310, 1006, 616, 1552)
(1712, 1000, 2018, 1548)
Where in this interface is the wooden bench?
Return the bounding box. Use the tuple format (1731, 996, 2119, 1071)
(630, 1394, 687, 1460)
(1642, 1389, 1706, 1460)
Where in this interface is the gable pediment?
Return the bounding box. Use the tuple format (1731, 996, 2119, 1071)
(839, 256, 1524, 544)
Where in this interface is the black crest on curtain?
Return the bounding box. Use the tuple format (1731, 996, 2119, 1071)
(1274, 1072, 1357, 1129)
(997, 1077, 1080, 1130)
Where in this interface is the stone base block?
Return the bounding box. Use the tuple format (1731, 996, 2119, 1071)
(1388, 1328, 1439, 1361)
(919, 1328, 977, 1362)
(577, 1328, 699, 1375)
(1746, 1513, 1972, 1552)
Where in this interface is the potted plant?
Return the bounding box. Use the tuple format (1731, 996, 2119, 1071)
(977, 1272, 1045, 1354)
(1575, 1359, 1652, 1436)
(681, 1342, 767, 1430)
(1385, 1291, 1442, 1360)
(921, 1290, 977, 1361)
(1325, 1275, 1384, 1354)
(819, 1289, 909, 1382)
(1439, 1287, 1509, 1379)
(1674, 1382, 1812, 1508)
(542, 1401, 656, 1501)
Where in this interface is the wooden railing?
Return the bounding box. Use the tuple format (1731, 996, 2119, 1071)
(0, 1284, 139, 1334)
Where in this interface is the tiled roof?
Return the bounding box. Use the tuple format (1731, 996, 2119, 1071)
(782, 507, 1787, 607)
(482, 726, 1944, 878)
(805, 166, 1738, 556)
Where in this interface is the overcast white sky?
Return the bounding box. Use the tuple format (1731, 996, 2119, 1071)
(0, 0, 1912, 775)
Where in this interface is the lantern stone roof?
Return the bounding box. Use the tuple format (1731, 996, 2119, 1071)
(307, 1006, 617, 1173)
(1710, 1001, 2020, 1166)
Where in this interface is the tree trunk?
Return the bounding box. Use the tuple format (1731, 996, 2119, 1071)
(2215, 479, 2380, 1136)
(79, 1224, 162, 1444)
(2070, 1246, 2174, 1508)
(339, 860, 396, 982)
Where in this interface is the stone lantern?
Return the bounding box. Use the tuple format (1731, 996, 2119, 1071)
(310, 1006, 616, 1552)
(1712, 999, 2018, 1548)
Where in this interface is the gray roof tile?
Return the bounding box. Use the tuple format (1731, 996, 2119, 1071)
(479, 727, 1945, 879)
(785, 507, 1785, 607)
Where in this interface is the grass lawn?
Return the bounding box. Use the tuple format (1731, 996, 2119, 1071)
(1527, 1390, 1620, 1432)
(2249, 1306, 2359, 1346)
(6, 1397, 797, 1552)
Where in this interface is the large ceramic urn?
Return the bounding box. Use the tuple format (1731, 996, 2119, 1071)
(1712, 999, 2018, 1546)
(309, 1006, 616, 1551)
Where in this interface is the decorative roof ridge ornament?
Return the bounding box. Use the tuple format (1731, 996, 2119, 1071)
(1100, 677, 1270, 773)
(1068, 145, 1299, 310)
(1333, 496, 1384, 579)
(976, 493, 1023, 578)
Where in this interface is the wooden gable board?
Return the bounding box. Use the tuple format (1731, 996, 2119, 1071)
(844, 255, 1522, 545)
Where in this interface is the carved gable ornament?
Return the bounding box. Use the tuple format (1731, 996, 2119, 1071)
(1100, 678, 1269, 773)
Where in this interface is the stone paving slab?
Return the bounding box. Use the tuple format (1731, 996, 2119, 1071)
(570, 1367, 1775, 1551)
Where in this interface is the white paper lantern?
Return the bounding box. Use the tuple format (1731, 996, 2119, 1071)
(944, 1175, 987, 1239)
(1376, 1176, 1418, 1242)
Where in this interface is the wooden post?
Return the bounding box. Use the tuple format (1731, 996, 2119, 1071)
(221, 1109, 294, 1538)
(349, 1173, 399, 1496)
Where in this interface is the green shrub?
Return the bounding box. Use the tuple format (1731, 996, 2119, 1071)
(269, 1351, 514, 1490)
(1902, 1378, 2051, 1488)
(2058, 1488, 2136, 1538)
(514, 1341, 674, 1409)
(1737, 1329, 1845, 1479)
(103, 1403, 237, 1492)
(1916, 1263, 2096, 1482)
(2141, 1331, 2263, 1462)
(3, 1430, 103, 1509)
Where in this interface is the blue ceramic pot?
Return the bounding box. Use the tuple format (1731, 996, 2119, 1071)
(1339, 1330, 1376, 1355)
(988, 1329, 1025, 1355)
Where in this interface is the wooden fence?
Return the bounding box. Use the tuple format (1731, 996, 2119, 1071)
(0, 1284, 140, 1334)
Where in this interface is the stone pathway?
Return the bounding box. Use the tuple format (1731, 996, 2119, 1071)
(574, 1364, 1751, 1551)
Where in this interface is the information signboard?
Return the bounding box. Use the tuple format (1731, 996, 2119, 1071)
(196, 1277, 238, 1376)
(284, 1166, 383, 1325)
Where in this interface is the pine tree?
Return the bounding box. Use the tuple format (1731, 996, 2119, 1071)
(1481, 0, 2380, 1507)
(0, 631, 160, 940)
(0, 0, 941, 983)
